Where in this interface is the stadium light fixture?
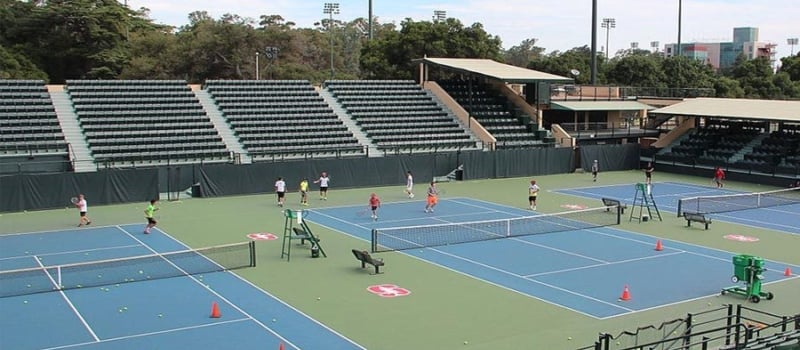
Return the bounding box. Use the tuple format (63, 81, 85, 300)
(788, 38, 799, 56)
(433, 10, 447, 22)
(601, 18, 616, 59)
(323, 3, 340, 80)
(650, 41, 660, 53)
(630, 42, 639, 49)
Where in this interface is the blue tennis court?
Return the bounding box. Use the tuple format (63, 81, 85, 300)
(0, 225, 364, 350)
(555, 181, 800, 234)
(307, 197, 799, 319)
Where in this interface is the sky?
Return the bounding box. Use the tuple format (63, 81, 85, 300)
(126, 0, 800, 62)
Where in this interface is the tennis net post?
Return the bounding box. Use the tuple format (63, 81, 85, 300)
(371, 205, 622, 253)
(0, 241, 256, 298)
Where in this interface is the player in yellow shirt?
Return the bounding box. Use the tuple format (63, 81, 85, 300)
(299, 178, 309, 206)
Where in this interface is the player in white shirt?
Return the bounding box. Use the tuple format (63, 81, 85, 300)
(274, 177, 286, 207)
(314, 172, 330, 200)
(405, 171, 414, 198)
(591, 160, 599, 182)
(528, 180, 540, 210)
(75, 194, 91, 227)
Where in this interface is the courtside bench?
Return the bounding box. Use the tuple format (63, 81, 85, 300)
(352, 249, 385, 274)
(601, 198, 627, 214)
(684, 212, 712, 230)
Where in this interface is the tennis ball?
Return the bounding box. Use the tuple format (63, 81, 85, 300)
(122, 307, 128, 310)
(76, 284, 82, 288)
(317, 297, 321, 301)
(23, 300, 28, 304)
(272, 318, 277, 322)
(158, 314, 163, 318)
(26, 284, 31, 288)
(119, 309, 123, 313)
(463, 341, 469, 345)
(138, 270, 144, 274)
(97, 274, 102, 278)
(568, 337, 573, 340)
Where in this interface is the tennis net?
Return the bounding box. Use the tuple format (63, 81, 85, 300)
(371, 206, 621, 252)
(677, 187, 800, 217)
(0, 241, 256, 298)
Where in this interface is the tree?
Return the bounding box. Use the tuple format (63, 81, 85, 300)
(503, 38, 545, 67)
(606, 54, 666, 88)
(727, 55, 780, 98)
(778, 54, 800, 82)
(661, 56, 716, 91)
(360, 18, 502, 80)
(0, 44, 48, 80)
(528, 46, 596, 84)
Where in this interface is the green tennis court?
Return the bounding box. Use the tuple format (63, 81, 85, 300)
(2, 170, 799, 349)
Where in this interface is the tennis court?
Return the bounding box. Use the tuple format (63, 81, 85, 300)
(0, 224, 364, 350)
(555, 182, 800, 234)
(307, 197, 799, 319)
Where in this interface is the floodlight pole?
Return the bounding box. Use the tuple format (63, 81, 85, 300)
(590, 0, 597, 84)
(368, 0, 373, 40)
(255, 52, 259, 80)
(601, 18, 616, 60)
(324, 3, 340, 80)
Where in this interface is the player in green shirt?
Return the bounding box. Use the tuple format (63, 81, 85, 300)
(143, 199, 159, 234)
(299, 179, 309, 206)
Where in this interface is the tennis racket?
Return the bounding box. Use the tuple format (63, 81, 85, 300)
(70, 197, 79, 205)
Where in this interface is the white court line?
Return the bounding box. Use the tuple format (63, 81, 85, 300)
(148, 225, 367, 350)
(0, 223, 142, 237)
(0, 244, 142, 261)
(42, 318, 251, 350)
(524, 251, 686, 278)
(113, 225, 303, 350)
(426, 246, 635, 312)
(34, 255, 100, 342)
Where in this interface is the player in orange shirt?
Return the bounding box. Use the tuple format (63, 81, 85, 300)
(424, 182, 439, 213)
(368, 193, 381, 221)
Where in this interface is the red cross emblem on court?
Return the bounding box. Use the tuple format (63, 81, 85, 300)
(367, 284, 411, 298)
(247, 233, 278, 241)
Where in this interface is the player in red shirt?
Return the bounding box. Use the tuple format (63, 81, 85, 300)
(713, 166, 725, 188)
(368, 193, 381, 221)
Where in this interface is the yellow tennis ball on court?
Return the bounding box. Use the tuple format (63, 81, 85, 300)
(568, 337, 572, 340)
(463, 341, 469, 345)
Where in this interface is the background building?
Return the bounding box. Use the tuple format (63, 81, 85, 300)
(664, 27, 777, 70)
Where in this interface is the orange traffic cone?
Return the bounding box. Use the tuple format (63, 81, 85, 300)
(619, 285, 631, 301)
(210, 302, 221, 318)
(278, 343, 285, 350)
(785, 267, 793, 277)
(655, 240, 664, 251)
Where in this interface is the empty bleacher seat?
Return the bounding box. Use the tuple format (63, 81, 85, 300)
(0, 80, 68, 155)
(204, 80, 363, 159)
(66, 80, 229, 165)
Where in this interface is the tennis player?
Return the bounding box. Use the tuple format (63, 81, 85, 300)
(713, 166, 725, 188)
(143, 199, 159, 234)
(75, 194, 91, 227)
(528, 180, 540, 210)
(299, 178, 309, 206)
(644, 162, 654, 184)
(591, 160, 599, 182)
(424, 182, 439, 213)
(314, 172, 330, 200)
(405, 171, 414, 198)
(274, 177, 286, 207)
(368, 193, 381, 220)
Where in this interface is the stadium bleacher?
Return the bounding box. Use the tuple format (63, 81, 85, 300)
(205, 80, 363, 158)
(324, 80, 477, 151)
(437, 79, 543, 148)
(0, 80, 68, 155)
(658, 120, 763, 166)
(66, 80, 230, 165)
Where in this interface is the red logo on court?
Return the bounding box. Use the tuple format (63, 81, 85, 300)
(247, 233, 277, 241)
(724, 234, 759, 242)
(367, 284, 411, 298)
(560, 204, 588, 210)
